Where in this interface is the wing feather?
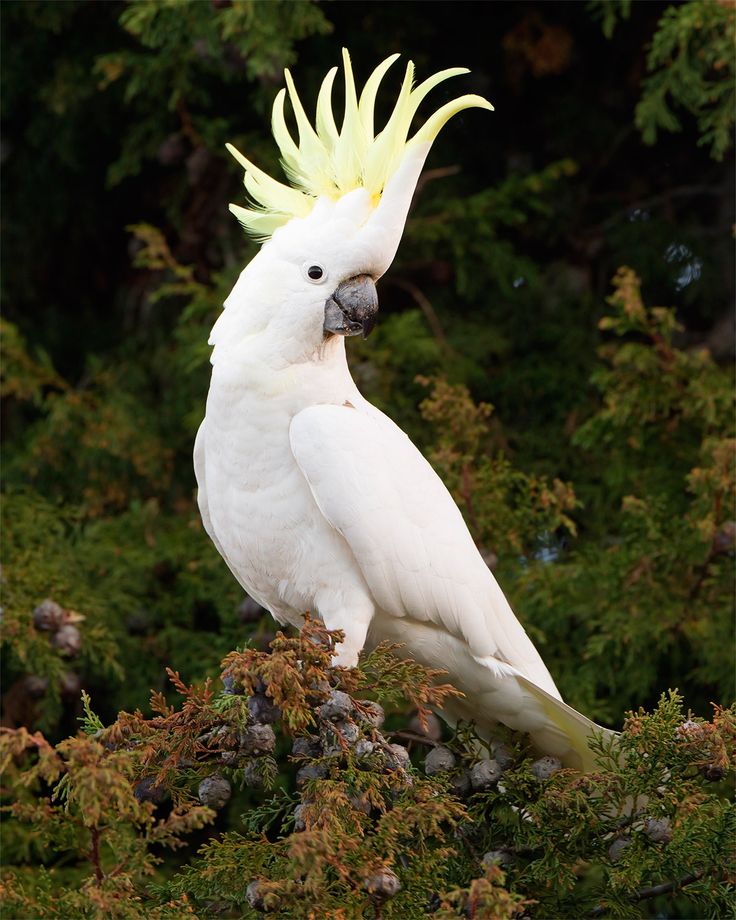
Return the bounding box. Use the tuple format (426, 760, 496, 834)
(289, 404, 561, 698)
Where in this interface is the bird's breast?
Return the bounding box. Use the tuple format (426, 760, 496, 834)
(199, 364, 361, 622)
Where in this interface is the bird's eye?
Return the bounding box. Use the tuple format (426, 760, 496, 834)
(303, 262, 327, 284)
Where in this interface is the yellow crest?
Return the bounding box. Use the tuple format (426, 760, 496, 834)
(227, 49, 493, 240)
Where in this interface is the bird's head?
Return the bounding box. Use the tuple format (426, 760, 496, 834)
(214, 51, 492, 357)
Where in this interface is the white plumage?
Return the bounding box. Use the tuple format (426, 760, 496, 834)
(195, 52, 615, 771)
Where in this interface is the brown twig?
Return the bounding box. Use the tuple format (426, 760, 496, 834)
(176, 97, 203, 147)
(414, 164, 461, 197)
(687, 489, 724, 604)
(388, 278, 453, 355)
(633, 870, 706, 902)
(388, 729, 439, 748)
(589, 869, 706, 916)
(89, 826, 104, 886)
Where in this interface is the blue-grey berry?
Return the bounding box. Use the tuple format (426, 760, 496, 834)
(198, 774, 231, 809)
(482, 849, 514, 869)
(323, 720, 360, 755)
(51, 624, 81, 657)
(388, 743, 411, 770)
(451, 770, 472, 797)
(291, 735, 321, 758)
(296, 762, 328, 787)
(33, 599, 65, 632)
(222, 674, 243, 695)
(245, 880, 268, 912)
(239, 723, 276, 756)
(491, 743, 514, 771)
(425, 746, 456, 775)
(531, 756, 562, 781)
(293, 803, 307, 831)
(309, 677, 332, 696)
(470, 759, 502, 791)
(354, 739, 375, 759)
(340, 720, 360, 745)
(23, 675, 48, 698)
(643, 816, 672, 844)
(358, 700, 385, 728)
(364, 868, 401, 899)
(349, 793, 372, 815)
(248, 693, 281, 724)
(242, 760, 265, 788)
(700, 763, 725, 781)
(408, 711, 442, 741)
(134, 776, 167, 805)
(59, 671, 81, 697)
(608, 836, 632, 863)
(319, 690, 353, 722)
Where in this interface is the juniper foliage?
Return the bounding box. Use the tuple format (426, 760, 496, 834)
(1, 2, 734, 917)
(2, 623, 734, 919)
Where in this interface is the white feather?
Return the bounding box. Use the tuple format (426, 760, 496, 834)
(196, 53, 613, 772)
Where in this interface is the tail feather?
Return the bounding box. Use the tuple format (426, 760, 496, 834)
(369, 614, 617, 772)
(515, 675, 617, 772)
(441, 672, 616, 772)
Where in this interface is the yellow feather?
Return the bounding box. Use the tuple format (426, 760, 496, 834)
(271, 89, 300, 173)
(333, 49, 366, 191)
(412, 94, 494, 146)
(316, 66, 340, 147)
(227, 51, 493, 240)
(358, 52, 401, 139)
(363, 60, 415, 196)
(406, 67, 470, 124)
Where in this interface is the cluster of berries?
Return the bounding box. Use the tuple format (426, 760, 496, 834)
(32, 598, 83, 657)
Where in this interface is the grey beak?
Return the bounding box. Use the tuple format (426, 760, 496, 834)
(323, 274, 379, 339)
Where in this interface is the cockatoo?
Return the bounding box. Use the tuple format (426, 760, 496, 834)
(195, 51, 614, 771)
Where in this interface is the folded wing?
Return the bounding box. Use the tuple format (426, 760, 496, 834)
(289, 404, 560, 695)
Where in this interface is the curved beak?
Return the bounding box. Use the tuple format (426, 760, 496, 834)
(323, 274, 379, 339)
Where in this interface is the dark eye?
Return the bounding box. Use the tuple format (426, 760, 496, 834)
(302, 261, 328, 284)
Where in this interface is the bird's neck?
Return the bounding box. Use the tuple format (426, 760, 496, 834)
(208, 332, 359, 416)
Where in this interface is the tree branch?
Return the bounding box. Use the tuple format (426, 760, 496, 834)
(89, 826, 104, 886)
(414, 164, 461, 197)
(388, 278, 453, 355)
(590, 869, 706, 916)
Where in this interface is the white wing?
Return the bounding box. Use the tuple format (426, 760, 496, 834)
(194, 420, 248, 591)
(289, 403, 560, 698)
(289, 403, 619, 771)
(194, 421, 225, 558)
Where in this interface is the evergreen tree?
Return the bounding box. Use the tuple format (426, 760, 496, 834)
(1, 2, 733, 917)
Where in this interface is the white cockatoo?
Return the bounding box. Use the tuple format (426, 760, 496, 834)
(195, 51, 614, 771)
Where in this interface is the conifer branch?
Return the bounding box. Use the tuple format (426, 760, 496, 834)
(590, 869, 707, 915)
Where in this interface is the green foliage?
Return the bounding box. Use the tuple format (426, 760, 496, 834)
(417, 375, 579, 560)
(0, 724, 212, 918)
(407, 159, 579, 302)
(95, 0, 331, 185)
(588, 0, 633, 39)
(1, 2, 733, 916)
(2, 626, 733, 919)
(511, 269, 731, 718)
(0, 319, 67, 407)
(635, 1, 735, 160)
